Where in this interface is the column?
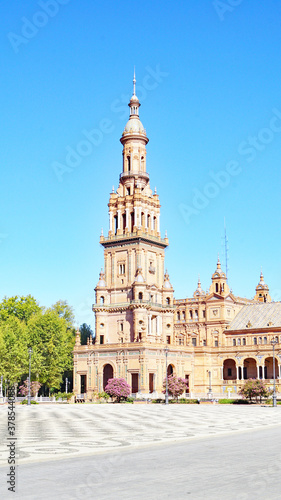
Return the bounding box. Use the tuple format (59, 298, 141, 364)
(262, 365, 265, 380)
(241, 365, 244, 380)
(236, 365, 239, 381)
(138, 207, 141, 229)
(148, 314, 152, 335)
(279, 364, 281, 379)
(151, 211, 154, 230)
(109, 211, 113, 232)
(145, 210, 148, 229)
(134, 206, 137, 229)
(111, 253, 115, 285)
(220, 367, 223, 380)
(157, 213, 160, 233)
(117, 210, 121, 231)
(125, 208, 129, 229)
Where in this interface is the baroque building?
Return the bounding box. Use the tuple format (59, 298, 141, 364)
(73, 77, 281, 400)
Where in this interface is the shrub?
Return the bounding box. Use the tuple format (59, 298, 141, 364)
(55, 392, 74, 401)
(21, 399, 38, 405)
(98, 391, 110, 401)
(163, 375, 189, 401)
(239, 379, 272, 403)
(105, 378, 131, 403)
(18, 380, 42, 397)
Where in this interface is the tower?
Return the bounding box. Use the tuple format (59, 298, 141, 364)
(209, 257, 230, 297)
(254, 270, 271, 303)
(94, 73, 174, 349)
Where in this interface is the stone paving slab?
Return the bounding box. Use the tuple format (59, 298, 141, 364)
(0, 404, 280, 466)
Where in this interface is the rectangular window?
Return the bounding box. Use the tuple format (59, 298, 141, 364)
(203, 340, 207, 346)
(120, 322, 123, 332)
(149, 373, 154, 393)
(192, 338, 197, 347)
(119, 264, 125, 275)
(100, 335, 104, 345)
(131, 373, 139, 394)
(167, 336, 171, 345)
(215, 340, 218, 347)
(202, 310, 206, 318)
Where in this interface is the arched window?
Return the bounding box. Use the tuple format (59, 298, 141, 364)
(243, 338, 246, 345)
(233, 339, 236, 346)
(237, 338, 241, 346)
(253, 337, 257, 345)
(258, 337, 262, 344)
(100, 296, 105, 305)
(189, 310, 193, 319)
(138, 292, 143, 301)
(216, 283, 219, 293)
(264, 337, 267, 344)
(127, 156, 131, 171)
(177, 311, 180, 321)
(166, 297, 170, 305)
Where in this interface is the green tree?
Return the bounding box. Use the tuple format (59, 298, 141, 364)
(0, 295, 41, 323)
(0, 316, 29, 383)
(80, 323, 94, 345)
(48, 300, 75, 329)
(27, 310, 75, 390)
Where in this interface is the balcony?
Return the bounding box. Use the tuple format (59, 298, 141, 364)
(119, 171, 149, 182)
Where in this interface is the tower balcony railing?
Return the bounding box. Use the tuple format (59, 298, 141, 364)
(119, 171, 149, 181)
(93, 299, 176, 310)
(101, 231, 167, 245)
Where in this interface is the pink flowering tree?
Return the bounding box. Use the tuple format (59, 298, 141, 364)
(18, 379, 42, 398)
(105, 378, 131, 402)
(163, 375, 188, 401)
(239, 379, 272, 403)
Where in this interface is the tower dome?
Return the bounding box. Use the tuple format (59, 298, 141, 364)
(121, 70, 148, 144)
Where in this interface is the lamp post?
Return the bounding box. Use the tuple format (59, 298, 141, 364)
(27, 348, 32, 406)
(208, 370, 212, 398)
(65, 377, 68, 394)
(164, 346, 169, 405)
(0, 375, 3, 403)
(271, 339, 278, 407)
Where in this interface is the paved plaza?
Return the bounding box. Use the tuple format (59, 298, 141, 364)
(0, 404, 281, 499)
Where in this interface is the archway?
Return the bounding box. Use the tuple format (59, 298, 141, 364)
(103, 364, 113, 390)
(223, 359, 236, 380)
(264, 357, 278, 379)
(243, 358, 257, 379)
(167, 364, 174, 376)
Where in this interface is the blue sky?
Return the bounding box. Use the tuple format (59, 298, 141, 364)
(1, 0, 281, 329)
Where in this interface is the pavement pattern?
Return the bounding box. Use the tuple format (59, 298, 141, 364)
(0, 403, 281, 466)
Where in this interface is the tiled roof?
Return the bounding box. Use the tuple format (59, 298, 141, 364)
(228, 302, 281, 331)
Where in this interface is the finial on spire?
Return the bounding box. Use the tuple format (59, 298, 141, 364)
(133, 67, 136, 96)
(154, 187, 157, 194)
(101, 227, 103, 236)
(165, 230, 168, 238)
(112, 186, 115, 193)
(217, 254, 221, 269)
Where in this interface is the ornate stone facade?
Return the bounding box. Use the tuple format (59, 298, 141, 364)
(73, 77, 281, 399)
